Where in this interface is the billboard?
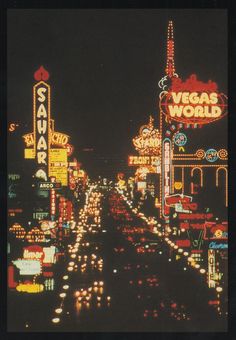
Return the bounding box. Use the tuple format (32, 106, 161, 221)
(128, 156, 160, 166)
(49, 149, 68, 186)
(160, 74, 227, 125)
(33, 80, 51, 173)
(13, 259, 41, 275)
(132, 116, 161, 155)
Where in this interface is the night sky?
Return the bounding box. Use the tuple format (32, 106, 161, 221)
(7, 9, 227, 178)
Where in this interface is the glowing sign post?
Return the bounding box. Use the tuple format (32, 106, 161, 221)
(208, 249, 216, 288)
(128, 116, 162, 201)
(34, 80, 50, 175)
(23, 66, 71, 191)
(162, 138, 172, 217)
(50, 177, 56, 220)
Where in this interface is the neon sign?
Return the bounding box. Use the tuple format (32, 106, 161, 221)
(209, 242, 228, 249)
(175, 240, 190, 247)
(23, 133, 34, 147)
(34, 80, 50, 170)
(23, 245, 44, 261)
(128, 156, 160, 166)
(132, 116, 161, 155)
(8, 122, 19, 132)
(173, 132, 187, 146)
(13, 259, 41, 275)
(205, 149, 219, 162)
(50, 177, 56, 218)
(208, 249, 216, 288)
(16, 283, 44, 293)
(23, 131, 69, 148)
(51, 132, 69, 146)
(162, 138, 172, 216)
(37, 181, 61, 190)
(160, 74, 227, 125)
(178, 213, 213, 220)
(42, 246, 56, 264)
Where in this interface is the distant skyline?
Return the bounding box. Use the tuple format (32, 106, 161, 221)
(8, 9, 227, 178)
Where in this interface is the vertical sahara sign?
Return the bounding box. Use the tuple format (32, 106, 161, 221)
(33, 66, 51, 176)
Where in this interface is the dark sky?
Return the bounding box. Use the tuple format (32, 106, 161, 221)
(7, 9, 227, 178)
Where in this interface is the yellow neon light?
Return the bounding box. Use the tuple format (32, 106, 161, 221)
(22, 133, 34, 147)
(174, 182, 183, 190)
(33, 81, 51, 171)
(51, 119, 55, 132)
(24, 149, 35, 159)
(23, 131, 69, 147)
(16, 283, 44, 293)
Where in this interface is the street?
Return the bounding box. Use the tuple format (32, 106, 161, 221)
(8, 184, 226, 332)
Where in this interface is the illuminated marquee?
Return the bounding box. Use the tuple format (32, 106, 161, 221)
(128, 156, 160, 166)
(34, 80, 50, 172)
(160, 74, 227, 125)
(209, 242, 228, 249)
(50, 177, 56, 218)
(208, 249, 216, 288)
(23, 245, 45, 262)
(51, 132, 69, 146)
(132, 116, 161, 155)
(16, 283, 44, 293)
(173, 132, 187, 146)
(23, 131, 69, 148)
(162, 138, 172, 216)
(43, 246, 56, 264)
(23, 133, 34, 147)
(49, 149, 68, 186)
(13, 259, 42, 275)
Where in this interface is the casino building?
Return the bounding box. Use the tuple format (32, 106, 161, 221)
(19, 66, 85, 224)
(128, 21, 227, 219)
(158, 21, 227, 217)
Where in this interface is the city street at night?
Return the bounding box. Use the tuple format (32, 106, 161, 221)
(7, 9, 228, 333)
(8, 185, 227, 332)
